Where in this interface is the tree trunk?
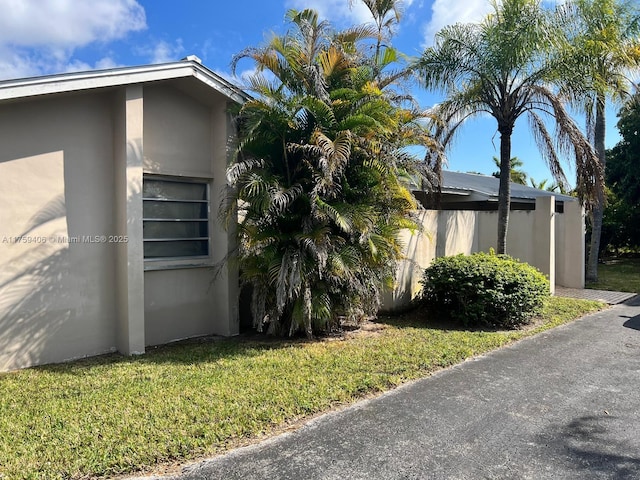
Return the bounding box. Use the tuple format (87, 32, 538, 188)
(497, 126, 513, 255)
(586, 94, 607, 283)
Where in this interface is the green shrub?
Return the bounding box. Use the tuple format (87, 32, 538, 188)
(421, 252, 550, 328)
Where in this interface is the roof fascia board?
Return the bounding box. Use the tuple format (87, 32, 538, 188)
(190, 64, 248, 104)
(0, 60, 248, 104)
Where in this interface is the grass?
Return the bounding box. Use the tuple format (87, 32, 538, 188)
(0, 296, 603, 480)
(587, 256, 640, 293)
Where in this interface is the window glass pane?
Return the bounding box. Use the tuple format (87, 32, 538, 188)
(143, 180, 207, 201)
(143, 201, 207, 220)
(142, 176, 210, 260)
(143, 220, 208, 239)
(144, 240, 209, 259)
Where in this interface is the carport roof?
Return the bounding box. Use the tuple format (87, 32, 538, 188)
(440, 170, 576, 203)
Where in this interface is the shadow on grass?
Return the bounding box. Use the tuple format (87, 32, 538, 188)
(378, 305, 526, 333)
(33, 299, 556, 376)
(538, 415, 640, 479)
(33, 314, 468, 376)
(34, 333, 314, 375)
(378, 313, 467, 332)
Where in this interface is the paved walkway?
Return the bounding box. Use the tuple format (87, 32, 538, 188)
(555, 287, 636, 304)
(135, 296, 640, 480)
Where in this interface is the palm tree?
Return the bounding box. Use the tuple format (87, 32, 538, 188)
(529, 177, 569, 193)
(227, 8, 434, 337)
(530, 178, 551, 190)
(415, 0, 598, 254)
(491, 156, 528, 185)
(561, 0, 640, 282)
(350, 0, 405, 83)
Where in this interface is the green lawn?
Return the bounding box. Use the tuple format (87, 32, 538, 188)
(587, 257, 640, 293)
(0, 297, 603, 480)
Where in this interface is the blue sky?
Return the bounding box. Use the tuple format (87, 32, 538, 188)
(0, 0, 625, 185)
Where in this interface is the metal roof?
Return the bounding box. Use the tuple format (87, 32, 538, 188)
(441, 171, 577, 202)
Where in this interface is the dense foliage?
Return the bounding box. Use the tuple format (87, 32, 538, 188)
(601, 94, 640, 253)
(421, 253, 550, 329)
(599, 188, 640, 254)
(560, 0, 640, 281)
(607, 94, 640, 208)
(226, 6, 436, 337)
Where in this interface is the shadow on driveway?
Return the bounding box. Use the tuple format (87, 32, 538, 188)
(539, 415, 640, 479)
(623, 316, 640, 331)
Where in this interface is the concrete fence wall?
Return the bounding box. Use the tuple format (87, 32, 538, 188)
(382, 197, 585, 311)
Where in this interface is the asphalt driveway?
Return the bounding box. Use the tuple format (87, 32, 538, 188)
(141, 296, 640, 480)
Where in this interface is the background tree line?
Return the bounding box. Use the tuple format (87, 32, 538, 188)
(600, 94, 640, 254)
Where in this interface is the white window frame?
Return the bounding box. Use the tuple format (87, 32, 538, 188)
(142, 174, 212, 270)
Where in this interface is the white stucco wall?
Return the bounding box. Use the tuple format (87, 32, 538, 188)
(476, 211, 536, 264)
(142, 84, 238, 346)
(555, 200, 585, 288)
(475, 199, 556, 292)
(144, 268, 219, 345)
(114, 86, 145, 356)
(0, 80, 240, 371)
(0, 92, 119, 370)
(436, 210, 477, 257)
(383, 197, 582, 311)
(143, 85, 213, 176)
(383, 210, 438, 309)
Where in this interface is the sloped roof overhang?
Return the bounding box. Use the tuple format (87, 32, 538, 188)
(0, 57, 249, 105)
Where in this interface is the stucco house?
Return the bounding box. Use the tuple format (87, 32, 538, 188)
(0, 56, 246, 371)
(0, 57, 588, 370)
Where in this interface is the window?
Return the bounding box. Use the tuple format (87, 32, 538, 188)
(142, 176, 210, 260)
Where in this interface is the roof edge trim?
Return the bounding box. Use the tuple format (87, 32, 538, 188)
(0, 59, 249, 104)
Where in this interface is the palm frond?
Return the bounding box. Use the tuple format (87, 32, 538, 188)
(527, 110, 568, 189)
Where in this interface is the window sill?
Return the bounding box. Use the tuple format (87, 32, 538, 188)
(144, 258, 214, 272)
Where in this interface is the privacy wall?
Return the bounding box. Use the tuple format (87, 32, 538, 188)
(382, 197, 585, 311)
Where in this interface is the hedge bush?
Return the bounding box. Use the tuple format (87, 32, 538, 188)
(420, 252, 550, 328)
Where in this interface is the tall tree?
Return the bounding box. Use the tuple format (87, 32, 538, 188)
(415, 0, 598, 254)
(227, 8, 434, 337)
(561, 0, 640, 282)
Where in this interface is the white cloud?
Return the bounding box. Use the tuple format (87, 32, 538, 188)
(0, 0, 145, 46)
(94, 57, 121, 70)
(422, 0, 566, 47)
(0, 47, 37, 79)
(136, 39, 185, 64)
(284, 0, 374, 25)
(422, 0, 493, 46)
(0, 0, 146, 80)
(0, 45, 124, 80)
(285, 0, 418, 26)
(61, 57, 121, 73)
